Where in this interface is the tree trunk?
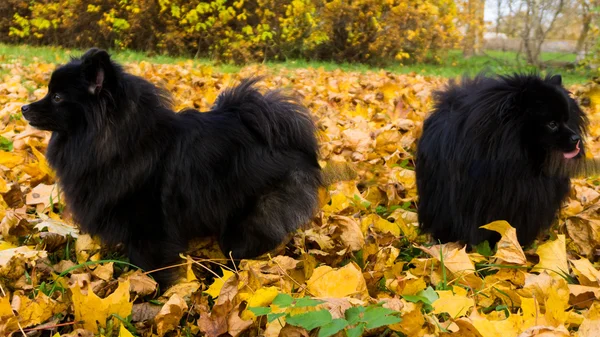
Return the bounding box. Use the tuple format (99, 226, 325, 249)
(575, 1, 593, 61)
(522, 0, 564, 66)
(463, 0, 485, 58)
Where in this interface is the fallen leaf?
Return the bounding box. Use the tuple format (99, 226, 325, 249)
(71, 279, 133, 333)
(433, 286, 475, 318)
(307, 262, 368, 299)
(331, 215, 364, 251)
(34, 220, 79, 238)
(532, 235, 568, 278)
(570, 258, 600, 286)
(155, 293, 188, 336)
(25, 183, 59, 208)
(421, 243, 483, 289)
(205, 268, 235, 298)
(11, 291, 67, 328)
(91, 262, 113, 281)
(481, 221, 527, 265)
(0, 152, 23, 168)
(198, 301, 231, 337)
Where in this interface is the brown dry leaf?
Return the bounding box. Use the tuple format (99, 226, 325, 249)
(155, 293, 188, 336)
(91, 262, 113, 281)
(568, 284, 600, 308)
(330, 215, 364, 251)
(304, 228, 335, 250)
(121, 270, 158, 296)
(442, 320, 484, 337)
(1, 211, 29, 241)
(565, 212, 600, 256)
(198, 301, 231, 337)
(25, 183, 59, 208)
(518, 325, 569, 337)
(131, 302, 162, 322)
(227, 303, 253, 337)
(279, 324, 310, 337)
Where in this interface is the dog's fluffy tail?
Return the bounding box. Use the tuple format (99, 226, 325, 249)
(212, 77, 318, 156)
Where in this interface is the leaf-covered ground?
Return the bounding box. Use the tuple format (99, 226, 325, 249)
(2, 59, 600, 337)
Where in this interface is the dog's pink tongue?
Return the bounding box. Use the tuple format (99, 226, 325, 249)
(564, 140, 581, 159)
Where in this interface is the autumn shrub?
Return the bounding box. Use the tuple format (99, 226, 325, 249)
(313, 0, 459, 64)
(0, 0, 460, 65)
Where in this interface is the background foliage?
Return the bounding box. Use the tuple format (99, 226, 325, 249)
(0, 0, 460, 65)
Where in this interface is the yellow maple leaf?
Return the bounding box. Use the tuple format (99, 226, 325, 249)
(29, 143, 55, 178)
(12, 291, 68, 328)
(0, 151, 23, 168)
(307, 262, 368, 299)
(480, 220, 526, 265)
(204, 267, 235, 298)
(0, 294, 12, 317)
(465, 310, 522, 337)
(532, 235, 568, 278)
(0, 241, 16, 250)
(361, 213, 402, 236)
(0, 176, 9, 194)
(71, 280, 133, 333)
(433, 286, 474, 318)
(119, 324, 135, 337)
(241, 286, 279, 320)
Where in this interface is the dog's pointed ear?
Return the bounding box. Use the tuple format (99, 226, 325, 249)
(548, 74, 562, 86)
(81, 48, 111, 95)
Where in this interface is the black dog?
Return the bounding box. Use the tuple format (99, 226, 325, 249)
(415, 73, 587, 247)
(22, 48, 322, 285)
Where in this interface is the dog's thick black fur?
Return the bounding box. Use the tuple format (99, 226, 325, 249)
(416, 73, 587, 247)
(21, 48, 322, 285)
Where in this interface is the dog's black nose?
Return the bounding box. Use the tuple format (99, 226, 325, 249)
(21, 105, 30, 113)
(570, 134, 581, 144)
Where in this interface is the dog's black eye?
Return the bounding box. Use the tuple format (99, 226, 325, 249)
(52, 93, 62, 103)
(547, 121, 558, 131)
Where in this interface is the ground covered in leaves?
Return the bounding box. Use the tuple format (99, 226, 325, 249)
(2, 59, 600, 337)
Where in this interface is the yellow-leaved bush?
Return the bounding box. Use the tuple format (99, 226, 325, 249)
(2, 0, 460, 64)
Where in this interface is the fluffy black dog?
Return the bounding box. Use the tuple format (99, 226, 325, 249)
(415, 73, 588, 247)
(21, 48, 322, 284)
